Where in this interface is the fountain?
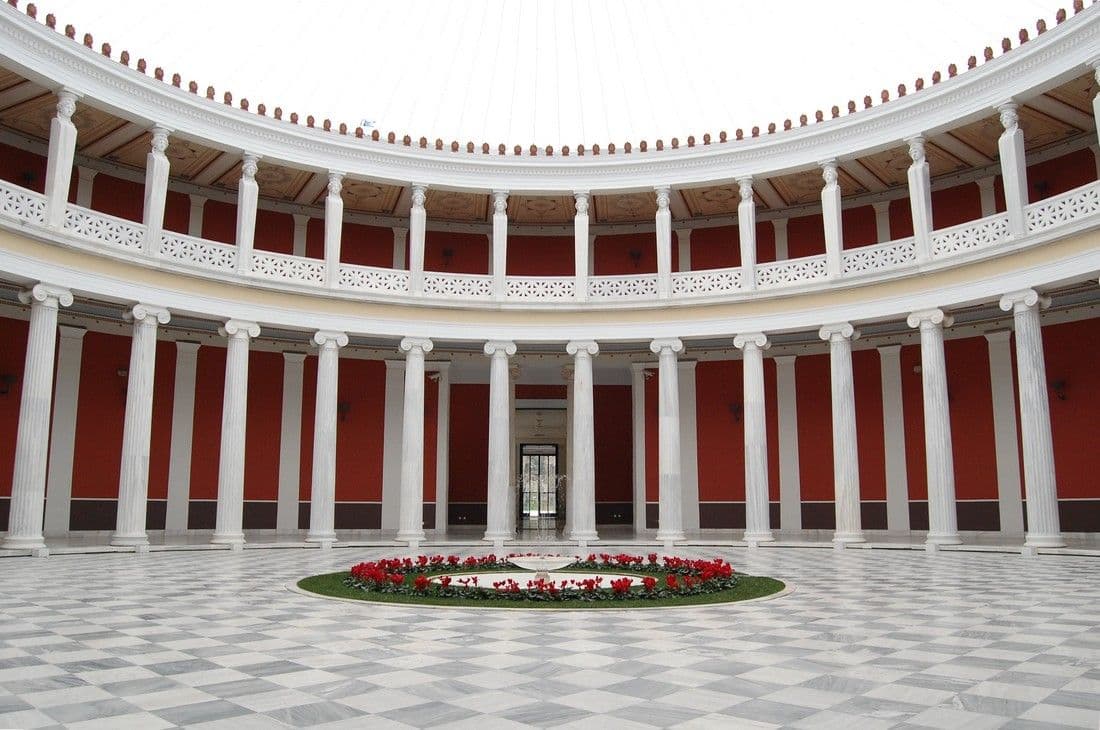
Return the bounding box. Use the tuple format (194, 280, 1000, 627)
(508, 554, 577, 582)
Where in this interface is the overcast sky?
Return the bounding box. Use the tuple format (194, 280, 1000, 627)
(40, 0, 1056, 147)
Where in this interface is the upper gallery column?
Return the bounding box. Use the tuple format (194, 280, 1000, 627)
(397, 337, 433, 547)
(111, 304, 171, 547)
(997, 102, 1029, 237)
(567, 340, 600, 544)
(408, 184, 428, 296)
(142, 125, 171, 255)
(484, 340, 517, 545)
(1000, 290, 1064, 548)
(44, 89, 79, 228)
(650, 338, 685, 544)
(906, 135, 934, 263)
(819, 323, 865, 544)
(734, 333, 773, 542)
(1093, 63, 1100, 148)
(907, 308, 961, 545)
(235, 153, 260, 274)
(737, 177, 757, 290)
(2, 284, 72, 554)
(574, 192, 590, 301)
(211, 319, 261, 547)
(492, 191, 508, 301)
(655, 186, 673, 298)
(820, 160, 844, 278)
(306, 330, 349, 545)
(324, 172, 344, 288)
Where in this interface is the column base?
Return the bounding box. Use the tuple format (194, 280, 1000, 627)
(305, 532, 338, 545)
(110, 533, 149, 547)
(568, 529, 599, 544)
(832, 531, 865, 545)
(1024, 533, 1065, 548)
(482, 531, 513, 542)
(397, 530, 425, 550)
(742, 530, 775, 543)
(925, 532, 962, 546)
(211, 531, 245, 546)
(2, 535, 47, 551)
(655, 530, 685, 545)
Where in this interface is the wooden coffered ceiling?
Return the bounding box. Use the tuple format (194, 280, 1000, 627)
(0, 62, 1095, 224)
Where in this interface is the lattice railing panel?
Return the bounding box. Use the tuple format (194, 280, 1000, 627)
(506, 276, 575, 300)
(587, 274, 658, 299)
(339, 263, 409, 294)
(1026, 181, 1100, 234)
(931, 214, 1009, 257)
(756, 255, 828, 289)
(842, 237, 917, 275)
(0, 180, 46, 224)
(671, 268, 743, 296)
(424, 272, 494, 299)
(64, 207, 145, 251)
(159, 232, 237, 271)
(252, 250, 325, 284)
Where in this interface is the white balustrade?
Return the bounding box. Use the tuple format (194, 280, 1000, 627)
(251, 249, 326, 285)
(1026, 180, 1100, 234)
(931, 213, 1010, 257)
(0, 180, 46, 224)
(506, 276, 576, 300)
(588, 273, 659, 300)
(671, 268, 743, 296)
(756, 255, 828, 289)
(842, 237, 917, 275)
(63, 206, 145, 252)
(424, 272, 494, 299)
(159, 231, 237, 271)
(339, 263, 410, 294)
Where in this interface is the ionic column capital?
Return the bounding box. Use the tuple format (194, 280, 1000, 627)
(649, 337, 683, 355)
(241, 153, 260, 178)
(399, 336, 433, 355)
(326, 171, 344, 195)
(127, 303, 171, 325)
(906, 308, 953, 329)
(410, 184, 428, 207)
(484, 340, 517, 357)
(818, 322, 855, 341)
(733, 332, 769, 350)
(997, 101, 1020, 130)
(492, 190, 508, 214)
(55, 87, 79, 119)
(905, 134, 926, 163)
(654, 186, 671, 208)
(313, 330, 349, 349)
(18, 283, 72, 309)
(737, 176, 754, 200)
(219, 319, 260, 339)
(566, 340, 599, 357)
(999, 288, 1050, 313)
(819, 159, 839, 184)
(150, 125, 171, 153)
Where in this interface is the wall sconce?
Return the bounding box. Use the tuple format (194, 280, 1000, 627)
(728, 402, 743, 423)
(1050, 379, 1067, 401)
(117, 368, 129, 378)
(337, 400, 351, 421)
(441, 248, 454, 269)
(20, 170, 35, 186)
(628, 249, 642, 269)
(0, 373, 17, 395)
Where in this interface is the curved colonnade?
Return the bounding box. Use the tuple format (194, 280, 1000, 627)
(0, 4, 1099, 555)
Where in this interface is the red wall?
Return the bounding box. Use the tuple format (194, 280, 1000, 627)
(89, 174, 144, 223)
(787, 214, 826, 259)
(70, 331, 129, 498)
(932, 183, 982, 229)
(0, 316, 29, 498)
(593, 385, 632, 502)
(0, 142, 46, 193)
(690, 226, 738, 270)
(507, 235, 574, 276)
(448, 383, 489, 503)
(254, 209, 293, 254)
(794, 353, 834, 501)
(595, 232, 660, 275)
(1028, 147, 1095, 201)
(201, 199, 237, 244)
(164, 190, 190, 234)
(425, 231, 488, 274)
(842, 204, 878, 248)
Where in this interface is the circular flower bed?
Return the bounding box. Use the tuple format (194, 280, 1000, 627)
(297, 552, 785, 608)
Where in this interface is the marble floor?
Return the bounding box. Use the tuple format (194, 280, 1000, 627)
(0, 545, 1096, 728)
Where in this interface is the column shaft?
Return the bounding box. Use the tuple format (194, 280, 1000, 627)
(872, 201, 891, 244)
(235, 154, 259, 273)
(821, 161, 844, 278)
(878, 346, 911, 531)
(772, 218, 789, 260)
(651, 339, 685, 543)
(143, 126, 171, 254)
(434, 366, 451, 533)
(397, 337, 432, 544)
(492, 192, 508, 300)
(676, 228, 692, 272)
(44, 326, 85, 536)
(75, 166, 96, 208)
(188, 195, 206, 237)
(275, 352, 305, 532)
(997, 104, 1028, 237)
(391, 227, 407, 269)
(907, 136, 934, 261)
(655, 187, 672, 298)
(484, 341, 515, 542)
(165, 342, 200, 531)
(984, 331, 1025, 535)
(113, 304, 171, 546)
(324, 173, 344, 287)
(775, 356, 802, 531)
(307, 331, 347, 543)
(630, 364, 647, 534)
(735, 334, 772, 541)
(292, 214, 309, 257)
(44, 90, 79, 228)
(574, 193, 590, 301)
(408, 185, 427, 295)
(820, 323, 864, 543)
(737, 179, 757, 290)
(212, 320, 260, 545)
(567, 341, 599, 543)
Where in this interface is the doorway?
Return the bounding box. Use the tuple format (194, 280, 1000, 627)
(519, 443, 561, 533)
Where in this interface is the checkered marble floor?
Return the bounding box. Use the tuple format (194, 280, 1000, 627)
(0, 546, 1096, 729)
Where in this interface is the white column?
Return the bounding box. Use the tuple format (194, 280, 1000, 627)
(275, 352, 305, 533)
(1093, 65, 1100, 148)
(324, 172, 344, 287)
(3, 284, 72, 553)
(561, 365, 573, 536)
(819, 323, 864, 544)
(492, 191, 508, 301)
(906, 309, 961, 545)
(75, 167, 96, 208)
(650, 338, 685, 544)
(391, 226, 407, 269)
(408, 184, 427, 295)
(292, 214, 309, 258)
(735, 333, 773, 542)
(43, 325, 85, 537)
(975, 177, 997, 218)
(1091, 144, 1100, 181)
(483, 341, 516, 544)
(188, 194, 206, 237)
(774, 355, 802, 532)
(737, 178, 757, 290)
(872, 201, 891, 244)
(588, 233, 597, 276)
(655, 186, 673, 298)
(211, 319, 260, 547)
(44, 89, 79, 228)
(397, 337, 432, 546)
(821, 160, 844, 278)
(1000, 290, 1063, 547)
(984, 331, 1025, 536)
(380, 361, 405, 531)
(574, 192, 590, 301)
(772, 218, 789, 260)
(507, 366, 518, 535)
(878, 345, 911, 531)
(678, 361, 700, 531)
(675, 228, 692, 272)
(997, 103, 1028, 237)
(143, 125, 171, 255)
(567, 340, 599, 544)
(630, 363, 647, 534)
(434, 364, 451, 534)
(112, 304, 171, 547)
(235, 153, 260, 274)
(907, 135, 934, 262)
(165, 341, 200, 532)
(307, 330, 348, 544)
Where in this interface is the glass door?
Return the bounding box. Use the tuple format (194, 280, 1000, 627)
(520, 444, 558, 519)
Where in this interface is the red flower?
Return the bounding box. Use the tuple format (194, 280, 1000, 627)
(389, 574, 404, 586)
(447, 555, 460, 566)
(648, 553, 658, 564)
(416, 555, 428, 566)
(666, 574, 678, 590)
(440, 575, 452, 588)
(643, 576, 657, 592)
(611, 578, 631, 595)
(413, 574, 430, 591)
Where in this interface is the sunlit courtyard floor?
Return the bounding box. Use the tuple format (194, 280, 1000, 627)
(0, 544, 1097, 728)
